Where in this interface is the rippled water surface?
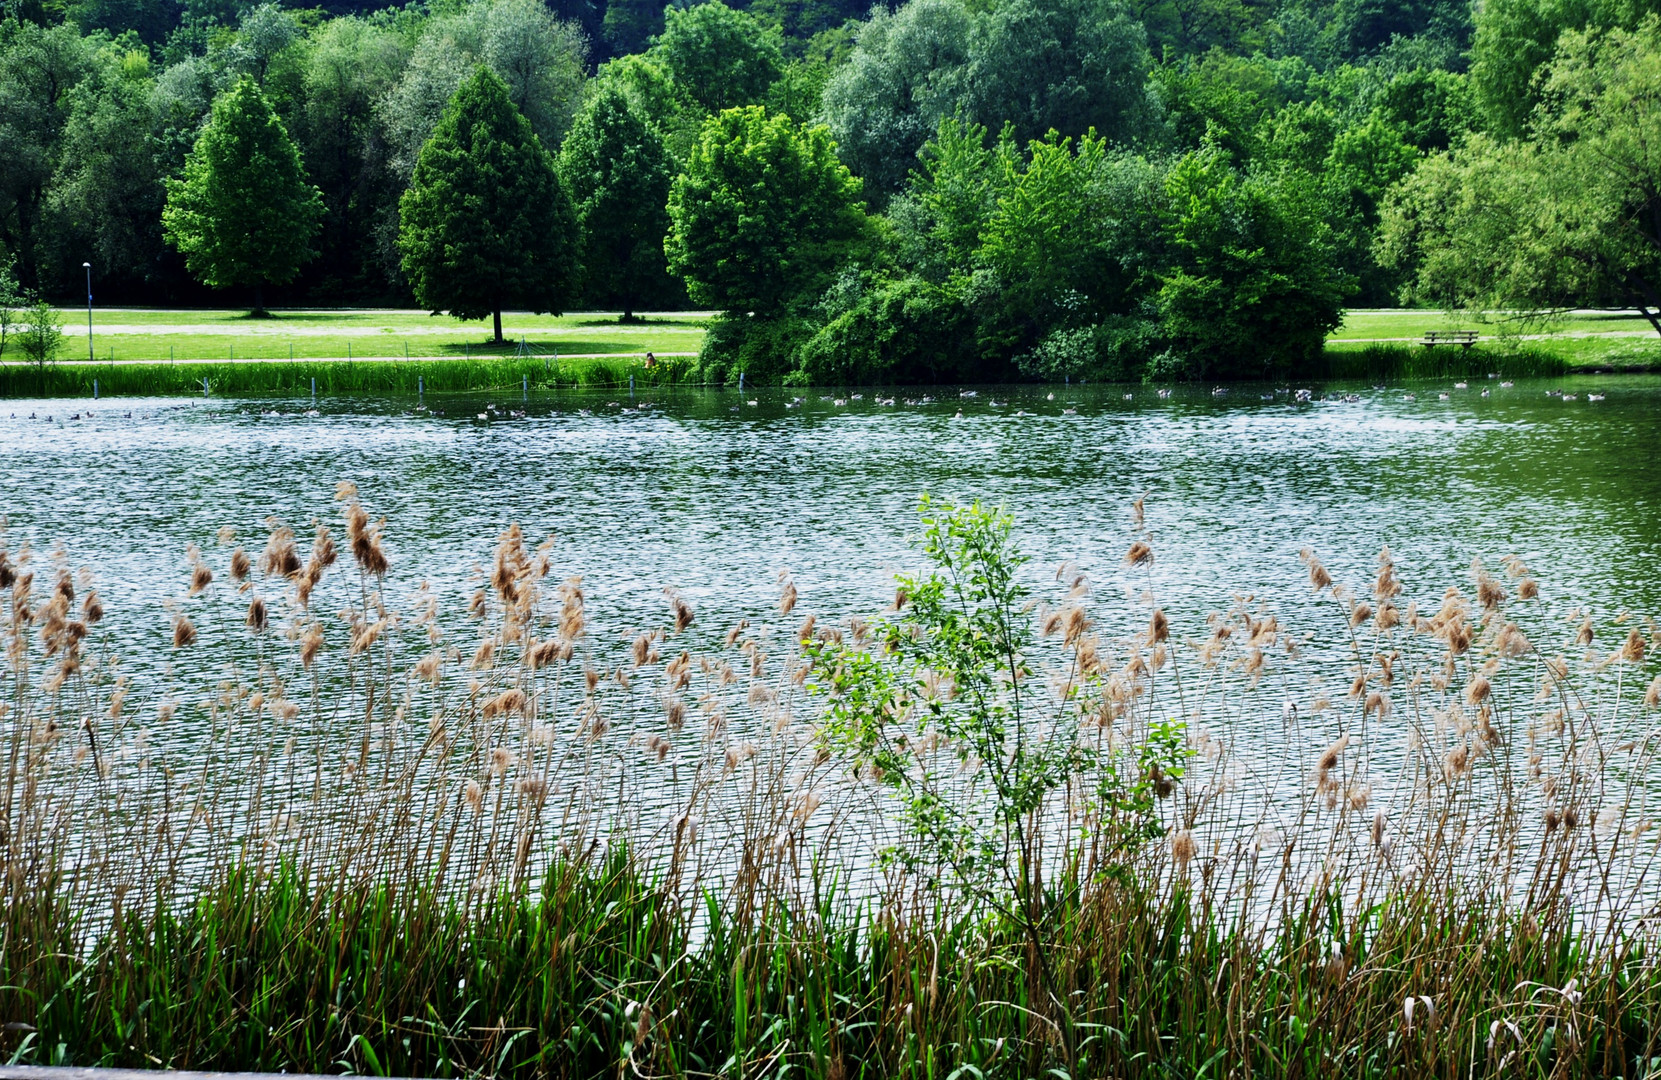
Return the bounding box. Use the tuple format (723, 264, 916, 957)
(5, 374, 1661, 904)
(6, 376, 1657, 644)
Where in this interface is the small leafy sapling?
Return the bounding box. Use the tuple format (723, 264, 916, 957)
(806, 496, 1191, 1066)
(18, 300, 64, 381)
(0, 255, 22, 360)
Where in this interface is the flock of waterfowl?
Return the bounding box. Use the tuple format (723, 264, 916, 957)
(2, 377, 1615, 424)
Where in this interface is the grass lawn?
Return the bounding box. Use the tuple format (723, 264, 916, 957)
(1330, 307, 1658, 340)
(36, 307, 710, 363)
(10, 306, 1658, 383)
(1328, 308, 1661, 370)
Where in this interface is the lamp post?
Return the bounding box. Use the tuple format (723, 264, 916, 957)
(82, 262, 93, 363)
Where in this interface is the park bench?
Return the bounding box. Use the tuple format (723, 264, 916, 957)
(1421, 330, 1479, 348)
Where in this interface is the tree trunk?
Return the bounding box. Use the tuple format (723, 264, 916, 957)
(493, 307, 503, 343)
(1628, 272, 1661, 337)
(252, 281, 266, 317)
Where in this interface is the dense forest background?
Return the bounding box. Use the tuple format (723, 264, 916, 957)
(1, 0, 1656, 380)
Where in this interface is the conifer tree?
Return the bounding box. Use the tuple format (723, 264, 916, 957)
(399, 67, 578, 342)
(559, 87, 675, 321)
(161, 77, 323, 315)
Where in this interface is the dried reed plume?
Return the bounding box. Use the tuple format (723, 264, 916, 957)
(343, 500, 389, 576)
(260, 525, 302, 578)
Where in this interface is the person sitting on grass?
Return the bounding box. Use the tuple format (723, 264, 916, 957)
(645, 352, 656, 369)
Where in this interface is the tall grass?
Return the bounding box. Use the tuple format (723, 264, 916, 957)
(2, 491, 1660, 1077)
(0, 353, 698, 398)
(1321, 343, 1569, 379)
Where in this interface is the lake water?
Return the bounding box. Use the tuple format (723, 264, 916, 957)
(7, 376, 1657, 649)
(5, 375, 1660, 905)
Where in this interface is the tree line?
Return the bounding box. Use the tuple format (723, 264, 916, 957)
(0, 0, 1655, 381)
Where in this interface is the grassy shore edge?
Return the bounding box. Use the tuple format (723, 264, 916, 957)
(0, 353, 697, 397)
(2, 342, 1656, 397)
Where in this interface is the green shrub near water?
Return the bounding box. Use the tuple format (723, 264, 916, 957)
(0, 343, 1585, 397)
(0, 353, 697, 398)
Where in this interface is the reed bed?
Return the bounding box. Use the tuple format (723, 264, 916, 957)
(2, 490, 1660, 1078)
(0, 354, 697, 398)
(1320, 343, 1569, 380)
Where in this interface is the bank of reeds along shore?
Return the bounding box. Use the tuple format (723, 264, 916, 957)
(0, 352, 697, 398)
(3, 489, 1661, 1078)
(1320, 343, 1570, 380)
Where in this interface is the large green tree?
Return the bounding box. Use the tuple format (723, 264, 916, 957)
(294, 14, 409, 299)
(651, 1, 783, 115)
(1153, 143, 1353, 378)
(979, 129, 1163, 347)
(0, 21, 95, 293)
(665, 105, 869, 315)
(819, 0, 975, 201)
(161, 76, 323, 314)
(379, 0, 588, 185)
(398, 67, 578, 343)
(1468, 0, 1661, 137)
(559, 87, 676, 320)
(45, 43, 167, 293)
(964, 0, 1155, 149)
(1382, 16, 1661, 334)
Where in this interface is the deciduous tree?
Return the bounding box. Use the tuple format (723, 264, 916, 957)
(1153, 143, 1352, 378)
(965, 0, 1155, 149)
(1383, 17, 1661, 335)
(0, 21, 95, 292)
(819, 0, 974, 201)
(651, 1, 783, 114)
(665, 105, 869, 315)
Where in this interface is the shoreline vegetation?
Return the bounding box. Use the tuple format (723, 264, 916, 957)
(0, 308, 1656, 396)
(3, 492, 1661, 1077)
(0, 353, 702, 397)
